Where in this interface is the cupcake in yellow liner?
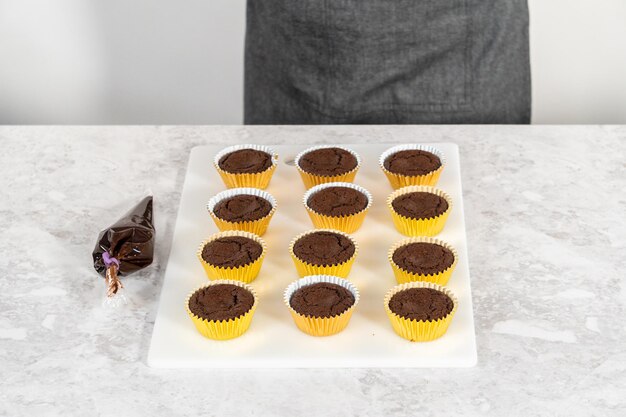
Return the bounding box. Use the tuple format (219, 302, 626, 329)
(289, 229, 358, 278)
(384, 281, 458, 342)
(303, 182, 372, 234)
(387, 185, 452, 236)
(284, 275, 360, 337)
(186, 279, 258, 340)
(388, 236, 458, 285)
(207, 188, 277, 236)
(196, 230, 267, 283)
(379, 144, 445, 189)
(295, 145, 361, 189)
(214, 144, 278, 189)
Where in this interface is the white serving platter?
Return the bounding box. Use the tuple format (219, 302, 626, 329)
(148, 143, 477, 368)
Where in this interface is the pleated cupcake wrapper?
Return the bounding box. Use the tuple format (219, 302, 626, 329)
(207, 188, 277, 236)
(379, 144, 446, 189)
(387, 185, 452, 236)
(196, 230, 267, 283)
(384, 281, 458, 342)
(289, 229, 358, 278)
(388, 236, 458, 285)
(214, 144, 278, 189)
(284, 275, 360, 337)
(295, 145, 361, 189)
(303, 182, 372, 234)
(186, 280, 258, 340)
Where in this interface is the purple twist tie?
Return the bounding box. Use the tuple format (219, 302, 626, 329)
(102, 252, 120, 268)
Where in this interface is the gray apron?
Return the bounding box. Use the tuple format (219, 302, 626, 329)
(245, 0, 530, 124)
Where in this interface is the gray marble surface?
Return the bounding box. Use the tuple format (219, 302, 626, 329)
(0, 125, 624, 417)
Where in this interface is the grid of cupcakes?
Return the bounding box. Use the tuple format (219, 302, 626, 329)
(188, 144, 278, 340)
(188, 143, 460, 343)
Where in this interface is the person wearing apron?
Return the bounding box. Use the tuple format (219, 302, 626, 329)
(244, 0, 530, 124)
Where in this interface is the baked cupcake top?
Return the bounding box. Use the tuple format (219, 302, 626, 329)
(388, 287, 453, 321)
(201, 236, 263, 268)
(391, 191, 448, 219)
(307, 186, 368, 216)
(298, 147, 358, 176)
(293, 231, 355, 266)
(213, 195, 273, 222)
(188, 284, 255, 321)
(384, 149, 442, 176)
(218, 148, 273, 174)
(290, 282, 355, 318)
(392, 242, 454, 275)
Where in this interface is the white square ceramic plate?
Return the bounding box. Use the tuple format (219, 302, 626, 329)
(148, 143, 477, 368)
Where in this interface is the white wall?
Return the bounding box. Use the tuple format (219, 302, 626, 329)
(529, 0, 626, 124)
(1, 0, 625, 124)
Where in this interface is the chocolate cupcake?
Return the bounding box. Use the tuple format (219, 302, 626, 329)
(289, 229, 357, 278)
(295, 146, 361, 189)
(186, 280, 258, 340)
(197, 231, 267, 283)
(284, 275, 359, 336)
(214, 144, 278, 189)
(207, 188, 277, 236)
(380, 144, 445, 189)
(303, 182, 372, 233)
(388, 237, 458, 285)
(387, 186, 452, 236)
(384, 282, 458, 342)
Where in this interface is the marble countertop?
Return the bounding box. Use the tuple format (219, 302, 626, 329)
(1, 125, 624, 417)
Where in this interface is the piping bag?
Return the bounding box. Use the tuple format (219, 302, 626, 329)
(92, 196, 155, 304)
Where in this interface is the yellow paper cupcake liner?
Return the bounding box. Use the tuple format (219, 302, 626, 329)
(295, 145, 361, 189)
(289, 229, 358, 278)
(197, 230, 267, 283)
(303, 182, 372, 234)
(207, 188, 277, 236)
(284, 275, 360, 337)
(213, 144, 278, 189)
(379, 144, 446, 189)
(186, 280, 258, 340)
(384, 281, 458, 342)
(388, 236, 458, 285)
(387, 186, 452, 236)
